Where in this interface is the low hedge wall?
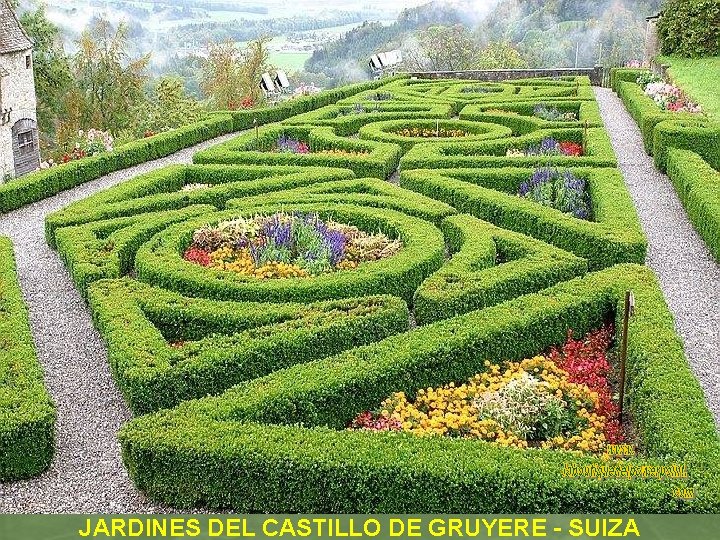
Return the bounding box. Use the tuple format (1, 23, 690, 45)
(281, 103, 453, 136)
(400, 127, 617, 170)
(118, 264, 720, 512)
(400, 167, 646, 270)
(459, 100, 604, 132)
(0, 237, 55, 481)
(45, 166, 355, 246)
(89, 279, 410, 415)
(666, 149, 720, 261)
(226, 76, 407, 131)
(0, 115, 234, 215)
(358, 119, 513, 153)
(616, 81, 705, 153)
(1, 77, 403, 217)
(609, 68, 649, 93)
(652, 119, 720, 172)
(193, 125, 402, 179)
(413, 214, 587, 325)
(133, 204, 445, 304)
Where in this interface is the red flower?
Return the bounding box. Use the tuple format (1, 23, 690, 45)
(550, 326, 624, 443)
(559, 141, 583, 156)
(183, 247, 211, 267)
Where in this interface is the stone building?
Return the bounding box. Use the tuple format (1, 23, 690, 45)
(0, 0, 40, 181)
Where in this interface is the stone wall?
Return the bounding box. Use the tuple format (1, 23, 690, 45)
(408, 66, 605, 86)
(0, 48, 39, 181)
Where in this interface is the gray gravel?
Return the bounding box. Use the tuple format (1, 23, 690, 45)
(0, 132, 239, 513)
(594, 87, 720, 428)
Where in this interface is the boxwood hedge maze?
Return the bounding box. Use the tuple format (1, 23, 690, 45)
(5, 76, 720, 513)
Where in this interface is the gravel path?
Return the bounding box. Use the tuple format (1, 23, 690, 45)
(594, 87, 720, 428)
(0, 132, 240, 513)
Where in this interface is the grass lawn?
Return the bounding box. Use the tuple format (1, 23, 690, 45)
(658, 56, 720, 119)
(269, 51, 312, 72)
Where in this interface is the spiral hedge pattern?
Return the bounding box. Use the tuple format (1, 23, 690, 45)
(47, 76, 720, 512)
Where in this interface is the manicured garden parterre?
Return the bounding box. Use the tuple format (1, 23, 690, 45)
(3, 75, 719, 513)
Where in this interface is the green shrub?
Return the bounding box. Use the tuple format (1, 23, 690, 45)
(400, 127, 617, 169)
(666, 149, 720, 261)
(653, 119, 720, 171)
(0, 237, 55, 480)
(193, 125, 402, 179)
(657, 0, 720, 58)
(133, 204, 445, 304)
(89, 279, 410, 415)
(0, 115, 234, 215)
(399, 167, 646, 270)
(413, 214, 587, 325)
(609, 68, 649, 93)
(118, 265, 720, 512)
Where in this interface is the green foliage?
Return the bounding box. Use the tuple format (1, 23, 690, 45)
(117, 265, 719, 512)
(18, 6, 73, 142)
(0, 237, 55, 481)
(652, 119, 720, 171)
(89, 279, 410, 415)
(657, 0, 720, 58)
(666, 149, 720, 261)
(141, 77, 206, 133)
(399, 167, 646, 270)
(413, 214, 587, 325)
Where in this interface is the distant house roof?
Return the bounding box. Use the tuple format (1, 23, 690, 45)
(0, 0, 33, 54)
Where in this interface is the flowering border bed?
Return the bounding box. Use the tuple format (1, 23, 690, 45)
(0, 237, 55, 481)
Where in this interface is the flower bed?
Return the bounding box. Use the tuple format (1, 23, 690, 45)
(534, 103, 578, 122)
(183, 212, 402, 279)
(394, 127, 470, 138)
(637, 74, 702, 114)
(506, 137, 583, 157)
(353, 326, 622, 455)
(519, 168, 591, 220)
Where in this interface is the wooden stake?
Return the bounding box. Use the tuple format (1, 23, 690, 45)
(618, 290, 635, 424)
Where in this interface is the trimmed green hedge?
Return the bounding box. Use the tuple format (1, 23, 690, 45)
(652, 119, 720, 172)
(193, 125, 402, 179)
(460, 100, 604, 132)
(134, 204, 445, 304)
(400, 167, 646, 270)
(282, 103, 453, 136)
(1, 77, 403, 217)
(413, 214, 587, 325)
(89, 279, 410, 415)
(0, 115, 234, 215)
(616, 80, 706, 153)
(666, 149, 720, 261)
(358, 119, 513, 153)
(0, 237, 55, 481)
(400, 127, 617, 169)
(609, 68, 648, 93)
(45, 165, 355, 246)
(118, 264, 720, 512)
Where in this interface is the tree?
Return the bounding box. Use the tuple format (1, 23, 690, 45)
(200, 37, 271, 110)
(414, 25, 480, 71)
(477, 41, 529, 69)
(72, 18, 150, 133)
(18, 6, 73, 144)
(140, 77, 204, 133)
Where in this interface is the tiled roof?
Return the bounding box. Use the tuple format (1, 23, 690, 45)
(0, 0, 33, 54)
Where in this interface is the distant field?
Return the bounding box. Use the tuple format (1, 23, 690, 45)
(269, 51, 312, 72)
(659, 56, 720, 119)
